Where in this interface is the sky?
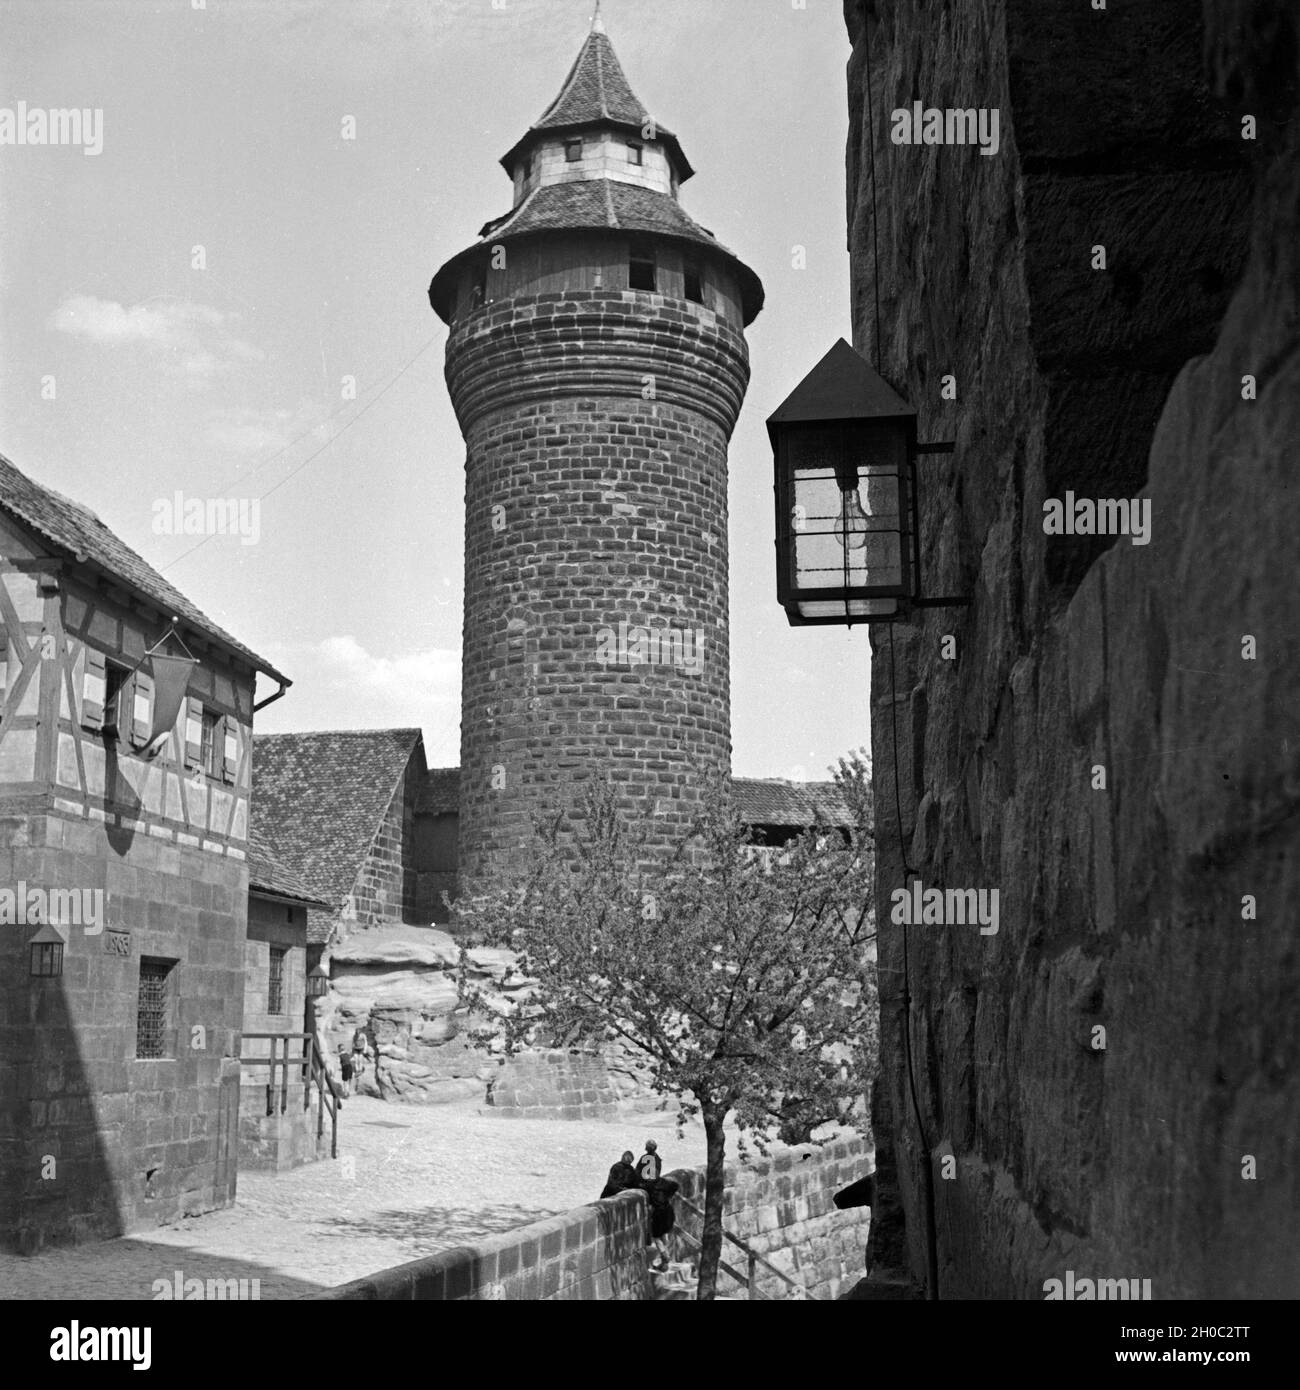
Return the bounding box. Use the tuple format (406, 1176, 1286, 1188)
(0, 0, 872, 782)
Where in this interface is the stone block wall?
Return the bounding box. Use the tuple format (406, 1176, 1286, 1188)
(315, 1187, 652, 1301)
(666, 1135, 873, 1300)
(239, 895, 318, 1171)
(348, 757, 418, 927)
(846, 0, 1300, 1297)
(486, 1047, 656, 1119)
(445, 289, 750, 887)
(0, 815, 246, 1252)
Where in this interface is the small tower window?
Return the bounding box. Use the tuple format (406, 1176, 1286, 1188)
(629, 244, 657, 292)
(684, 261, 704, 304)
(627, 142, 643, 166)
(565, 138, 583, 162)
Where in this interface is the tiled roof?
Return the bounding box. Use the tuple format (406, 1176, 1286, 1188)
(251, 729, 424, 908)
(0, 452, 287, 682)
(535, 30, 654, 134)
(437, 179, 764, 325)
(500, 30, 692, 181)
(481, 179, 719, 247)
(731, 778, 855, 829)
(246, 826, 329, 908)
(418, 767, 460, 815)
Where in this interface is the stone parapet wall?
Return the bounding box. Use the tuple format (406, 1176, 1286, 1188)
(315, 1187, 651, 1302)
(667, 1134, 872, 1300)
(311, 1134, 871, 1301)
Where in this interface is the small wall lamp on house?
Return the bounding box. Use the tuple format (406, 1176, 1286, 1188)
(767, 338, 967, 627)
(307, 963, 330, 1000)
(29, 922, 66, 978)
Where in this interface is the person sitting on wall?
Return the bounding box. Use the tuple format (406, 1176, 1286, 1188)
(635, 1139, 662, 1183)
(600, 1151, 639, 1199)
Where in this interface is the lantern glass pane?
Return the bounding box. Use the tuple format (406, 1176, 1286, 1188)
(790, 458, 904, 594)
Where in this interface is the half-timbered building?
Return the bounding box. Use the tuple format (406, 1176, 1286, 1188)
(0, 453, 289, 1252)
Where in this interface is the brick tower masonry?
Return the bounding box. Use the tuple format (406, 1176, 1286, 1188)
(430, 14, 763, 887)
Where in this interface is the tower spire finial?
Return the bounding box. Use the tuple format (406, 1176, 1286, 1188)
(591, 0, 605, 35)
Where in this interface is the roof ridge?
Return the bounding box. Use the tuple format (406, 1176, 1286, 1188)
(255, 727, 422, 741)
(603, 178, 618, 227)
(596, 31, 609, 120)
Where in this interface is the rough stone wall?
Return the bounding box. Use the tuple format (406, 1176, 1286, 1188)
(0, 818, 245, 1252)
(312, 1136, 869, 1301)
(847, 0, 1299, 1298)
(445, 289, 749, 886)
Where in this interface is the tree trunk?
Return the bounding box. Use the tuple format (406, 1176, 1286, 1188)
(696, 1102, 728, 1301)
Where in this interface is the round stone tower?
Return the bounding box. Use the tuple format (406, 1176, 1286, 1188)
(430, 12, 763, 888)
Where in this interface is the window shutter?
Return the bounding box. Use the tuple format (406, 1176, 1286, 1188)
(82, 647, 106, 730)
(184, 698, 203, 771)
(221, 715, 239, 784)
(130, 670, 153, 747)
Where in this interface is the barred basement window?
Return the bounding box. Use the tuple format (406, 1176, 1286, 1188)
(268, 947, 287, 1016)
(136, 958, 175, 1059)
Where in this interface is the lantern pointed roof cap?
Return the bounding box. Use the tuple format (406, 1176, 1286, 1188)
(766, 338, 916, 444)
(591, 1, 605, 35)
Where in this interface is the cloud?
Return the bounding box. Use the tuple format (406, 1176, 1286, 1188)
(258, 635, 462, 763)
(202, 402, 330, 457)
(48, 295, 264, 385)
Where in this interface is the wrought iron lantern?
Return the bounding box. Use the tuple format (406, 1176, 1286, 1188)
(768, 338, 964, 626)
(307, 962, 330, 999)
(29, 922, 66, 978)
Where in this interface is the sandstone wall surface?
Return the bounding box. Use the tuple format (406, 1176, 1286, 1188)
(846, 0, 1299, 1297)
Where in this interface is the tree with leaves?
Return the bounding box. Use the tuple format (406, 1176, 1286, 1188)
(453, 753, 877, 1300)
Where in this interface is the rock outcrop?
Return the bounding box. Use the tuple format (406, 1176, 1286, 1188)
(314, 923, 658, 1115)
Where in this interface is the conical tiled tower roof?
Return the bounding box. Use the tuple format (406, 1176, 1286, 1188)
(533, 28, 653, 132)
(499, 20, 693, 182)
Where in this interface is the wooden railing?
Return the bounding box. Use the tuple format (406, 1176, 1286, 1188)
(239, 1031, 339, 1158)
(672, 1194, 816, 1301)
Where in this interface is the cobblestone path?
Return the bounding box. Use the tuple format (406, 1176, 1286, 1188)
(1, 1098, 731, 1300)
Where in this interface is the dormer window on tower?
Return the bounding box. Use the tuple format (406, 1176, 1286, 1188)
(565, 138, 583, 162)
(627, 142, 643, 165)
(629, 243, 657, 292)
(684, 260, 704, 305)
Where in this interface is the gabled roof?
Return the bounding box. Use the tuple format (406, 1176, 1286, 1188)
(499, 28, 693, 183)
(0, 452, 287, 683)
(246, 826, 329, 908)
(251, 729, 424, 907)
(731, 778, 855, 830)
